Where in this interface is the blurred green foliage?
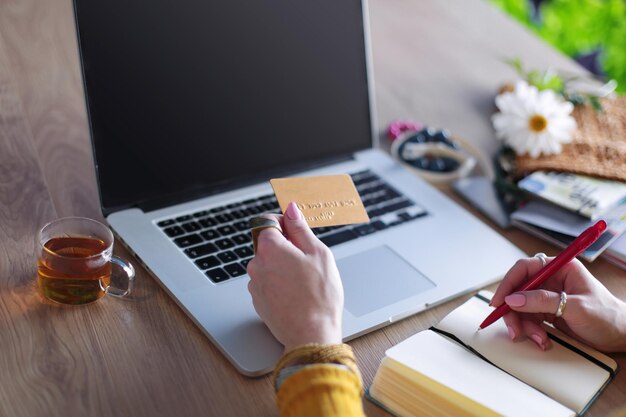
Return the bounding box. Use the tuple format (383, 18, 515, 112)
(489, 0, 626, 93)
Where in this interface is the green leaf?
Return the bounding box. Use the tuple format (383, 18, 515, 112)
(589, 96, 603, 111)
(526, 70, 564, 91)
(505, 57, 525, 76)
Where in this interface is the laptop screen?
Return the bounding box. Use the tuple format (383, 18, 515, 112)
(74, 0, 373, 214)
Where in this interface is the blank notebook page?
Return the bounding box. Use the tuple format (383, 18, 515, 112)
(436, 295, 616, 413)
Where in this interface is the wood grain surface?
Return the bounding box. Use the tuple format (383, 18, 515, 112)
(0, 0, 624, 416)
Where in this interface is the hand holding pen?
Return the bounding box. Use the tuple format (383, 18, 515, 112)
(487, 221, 626, 353)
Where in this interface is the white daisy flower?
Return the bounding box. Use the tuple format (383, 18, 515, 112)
(492, 80, 576, 159)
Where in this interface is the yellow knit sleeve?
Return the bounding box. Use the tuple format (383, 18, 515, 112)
(273, 344, 366, 417)
(277, 364, 365, 417)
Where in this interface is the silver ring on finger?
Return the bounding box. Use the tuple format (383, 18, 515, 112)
(555, 291, 567, 318)
(534, 252, 548, 267)
(249, 217, 283, 254)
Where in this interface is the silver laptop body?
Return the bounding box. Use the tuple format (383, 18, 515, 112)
(108, 150, 524, 375)
(75, 0, 525, 375)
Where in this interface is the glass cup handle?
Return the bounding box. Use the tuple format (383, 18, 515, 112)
(103, 256, 136, 297)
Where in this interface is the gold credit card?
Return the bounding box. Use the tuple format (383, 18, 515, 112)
(270, 174, 370, 228)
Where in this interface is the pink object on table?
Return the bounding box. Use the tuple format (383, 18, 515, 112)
(387, 120, 423, 141)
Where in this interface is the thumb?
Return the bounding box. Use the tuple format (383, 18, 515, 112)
(282, 202, 319, 254)
(505, 290, 561, 315)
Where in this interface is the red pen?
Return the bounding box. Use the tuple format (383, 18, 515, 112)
(478, 220, 607, 330)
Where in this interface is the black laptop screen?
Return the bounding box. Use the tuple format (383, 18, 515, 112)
(74, 0, 373, 214)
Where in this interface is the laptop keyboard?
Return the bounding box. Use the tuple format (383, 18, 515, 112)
(156, 170, 428, 284)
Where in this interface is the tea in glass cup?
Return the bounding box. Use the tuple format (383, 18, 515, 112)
(37, 217, 134, 305)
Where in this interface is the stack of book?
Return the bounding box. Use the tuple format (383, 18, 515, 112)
(511, 171, 626, 268)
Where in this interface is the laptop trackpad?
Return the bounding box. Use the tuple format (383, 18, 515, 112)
(338, 246, 436, 317)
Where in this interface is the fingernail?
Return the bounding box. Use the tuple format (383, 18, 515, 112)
(286, 202, 301, 220)
(505, 293, 526, 307)
(507, 325, 516, 340)
(531, 334, 545, 350)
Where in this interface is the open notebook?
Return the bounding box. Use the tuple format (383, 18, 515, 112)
(368, 291, 618, 417)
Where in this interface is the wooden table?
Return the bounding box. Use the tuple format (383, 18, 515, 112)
(1, 0, 624, 416)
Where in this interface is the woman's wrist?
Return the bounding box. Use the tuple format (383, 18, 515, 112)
(282, 316, 343, 353)
(615, 299, 626, 351)
(596, 296, 626, 352)
(272, 343, 361, 389)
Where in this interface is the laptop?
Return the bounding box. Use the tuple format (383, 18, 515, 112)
(73, 0, 525, 375)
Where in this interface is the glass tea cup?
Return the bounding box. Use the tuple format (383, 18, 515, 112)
(37, 217, 135, 305)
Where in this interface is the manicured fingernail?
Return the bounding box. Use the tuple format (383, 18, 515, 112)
(505, 293, 526, 307)
(286, 202, 301, 220)
(531, 334, 545, 350)
(507, 325, 516, 340)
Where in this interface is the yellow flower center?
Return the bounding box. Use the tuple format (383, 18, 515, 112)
(528, 114, 548, 133)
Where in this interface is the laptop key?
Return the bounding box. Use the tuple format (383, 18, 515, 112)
(232, 233, 251, 245)
(234, 246, 253, 258)
(240, 258, 252, 269)
(198, 217, 217, 228)
(174, 234, 202, 248)
(164, 225, 185, 237)
(320, 229, 358, 247)
(176, 215, 192, 222)
(192, 210, 209, 218)
(206, 268, 230, 283)
(224, 263, 247, 277)
(215, 213, 234, 223)
(261, 202, 278, 211)
(353, 174, 378, 187)
(354, 224, 377, 236)
(371, 220, 387, 230)
(360, 195, 377, 207)
(369, 195, 389, 206)
(157, 219, 176, 227)
(216, 225, 236, 236)
(215, 238, 235, 250)
(200, 230, 219, 241)
(218, 251, 237, 263)
(195, 255, 220, 270)
(182, 221, 201, 233)
(368, 207, 384, 218)
(243, 206, 261, 216)
(184, 243, 218, 259)
(230, 209, 247, 219)
(398, 212, 413, 222)
(233, 221, 249, 231)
